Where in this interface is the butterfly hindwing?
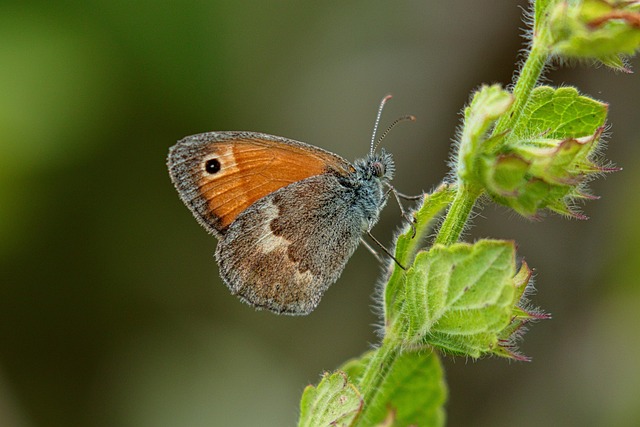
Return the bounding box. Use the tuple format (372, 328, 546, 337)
(215, 173, 365, 314)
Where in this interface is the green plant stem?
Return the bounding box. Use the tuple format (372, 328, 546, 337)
(354, 334, 401, 426)
(434, 39, 550, 248)
(434, 183, 482, 246)
(492, 39, 549, 137)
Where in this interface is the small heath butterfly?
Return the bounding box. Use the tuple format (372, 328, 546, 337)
(167, 96, 413, 315)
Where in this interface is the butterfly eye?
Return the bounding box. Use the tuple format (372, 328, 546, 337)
(371, 161, 385, 178)
(205, 158, 221, 174)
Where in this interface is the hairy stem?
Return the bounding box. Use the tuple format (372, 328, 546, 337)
(433, 37, 550, 247)
(353, 332, 401, 426)
(492, 39, 549, 137)
(434, 183, 482, 246)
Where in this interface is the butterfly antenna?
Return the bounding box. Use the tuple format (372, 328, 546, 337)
(371, 115, 416, 154)
(370, 94, 393, 156)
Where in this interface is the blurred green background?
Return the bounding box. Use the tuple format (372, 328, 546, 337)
(1, 1, 639, 426)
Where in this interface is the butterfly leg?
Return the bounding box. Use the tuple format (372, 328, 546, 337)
(360, 238, 383, 263)
(393, 189, 423, 201)
(365, 231, 406, 270)
(385, 184, 422, 239)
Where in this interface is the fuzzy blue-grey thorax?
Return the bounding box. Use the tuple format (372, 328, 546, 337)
(340, 148, 395, 231)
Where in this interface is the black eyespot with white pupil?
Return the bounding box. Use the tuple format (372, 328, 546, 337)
(371, 161, 385, 177)
(205, 158, 221, 174)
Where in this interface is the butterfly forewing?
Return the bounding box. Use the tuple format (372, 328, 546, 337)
(167, 132, 353, 235)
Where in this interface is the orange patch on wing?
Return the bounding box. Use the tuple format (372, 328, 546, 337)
(196, 138, 351, 229)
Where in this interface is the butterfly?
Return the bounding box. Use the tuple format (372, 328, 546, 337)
(167, 96, 414, 315)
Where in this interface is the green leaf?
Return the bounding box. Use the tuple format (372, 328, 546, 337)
(457, 84, 514, 180)
(298, 371, 363, 427)
(352, 348, 446, 427)
(400, 240, 528, 358)
(385, 184, 456, 320)
(547, 0, 640, 70)
(517, 131, 604, 184)
(393, 185, 457, 268)
(510, 86, 608, 141)
(480, 86, 610, 217)
(340, 351, 374, 386)
(486, 177, 573, 218)
(480, 154, 530, 195)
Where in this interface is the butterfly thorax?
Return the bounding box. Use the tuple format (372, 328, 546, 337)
(341, 149, 395, 232)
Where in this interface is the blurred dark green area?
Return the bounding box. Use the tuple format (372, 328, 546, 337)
(1, 1, 639, 426)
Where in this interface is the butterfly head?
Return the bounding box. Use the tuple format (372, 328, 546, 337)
(354, 149, 395, 182)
